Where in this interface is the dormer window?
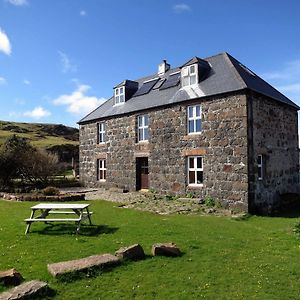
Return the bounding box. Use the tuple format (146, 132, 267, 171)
(181, 64, 198, 87)
(115, 87, 125, 105)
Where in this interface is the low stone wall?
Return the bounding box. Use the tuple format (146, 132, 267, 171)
(0, 192, 85, 202)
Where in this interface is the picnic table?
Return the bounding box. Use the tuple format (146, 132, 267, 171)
(24, 203, 93, 234)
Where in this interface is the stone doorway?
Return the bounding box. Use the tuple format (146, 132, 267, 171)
(136, 157, 149, 190)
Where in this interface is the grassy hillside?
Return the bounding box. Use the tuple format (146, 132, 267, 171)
(0, 121, 78, 148)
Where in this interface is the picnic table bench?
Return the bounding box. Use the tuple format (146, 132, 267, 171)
(24, 203, 93, 234)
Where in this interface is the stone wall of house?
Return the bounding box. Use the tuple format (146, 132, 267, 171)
(248, 94, 299, 214)
(149, 93, 248, 211)
(79, 92, 249, 211)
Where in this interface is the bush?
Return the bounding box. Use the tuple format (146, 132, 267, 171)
(204, 196, 216, 207)
(42, 186, 60, 196)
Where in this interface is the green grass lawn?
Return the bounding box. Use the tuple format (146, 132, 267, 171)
(1, 199, 300, 299)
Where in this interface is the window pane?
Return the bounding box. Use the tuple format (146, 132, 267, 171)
(139, 116, 143, 127)
(120, 87, 123, 94)
(197, 157, 202, 169)
(196, 119, 201, 132)
(104, 160, 106, 168)
(120, 95, 124, 102)
(144, 115, 149, 126)
(188, 107, 193, 118)
(258, 167, 262, 179)
(257, 155, 262, 165)
(190, 65, 195, 74)
(115, 96, 119, 103)
(197, 171, 203, 184)
(189, 120, 194, 133)
(139, 129, 143, 141)
(189, 157, 194, 168)
(189, 171, 195, 184)
(190, 75, 196, 85)
(144, 128, 149, 141)
(115, 89, 119, 95)
(196, 105, 201, 117)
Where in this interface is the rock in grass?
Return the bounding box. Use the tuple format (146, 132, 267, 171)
(47, 254, 120, 277)
(115, 244, 145, 260)
(151, 243, 181, 257)
(0, 280, 48, 300)
(0, 269, 23, 287)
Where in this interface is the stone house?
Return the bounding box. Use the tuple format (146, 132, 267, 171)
(78, 52, 299, 214)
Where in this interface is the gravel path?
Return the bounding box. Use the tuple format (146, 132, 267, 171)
(83, 189, 231, 216)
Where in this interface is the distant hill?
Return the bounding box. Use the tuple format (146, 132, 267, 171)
(0, 121, 78, 148)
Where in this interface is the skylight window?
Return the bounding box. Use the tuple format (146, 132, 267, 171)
(115, 87, 125, 105)
(181, 64, 198, 87)
(239, 63, 256, 76)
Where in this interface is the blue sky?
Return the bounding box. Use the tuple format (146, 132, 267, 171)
(0, 0, 300, 128)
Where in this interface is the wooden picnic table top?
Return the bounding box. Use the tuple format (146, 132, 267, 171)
(31, 203, 89, 210)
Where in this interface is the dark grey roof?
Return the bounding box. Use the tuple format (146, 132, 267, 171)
(79, 52, 299, 124)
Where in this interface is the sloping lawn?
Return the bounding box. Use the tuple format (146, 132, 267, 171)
(1, 199, 300, 299)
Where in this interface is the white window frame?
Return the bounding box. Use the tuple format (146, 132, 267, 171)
(114, 86, 125, 105)
(188, 156, 203, 186)
(181, 64, 198, 87)
(97, 122, 105, 144)
(97, 159, 106, 182)
(138, 115, 149, 142)
(187, 105, 202, 134)
(257, 155, 263, 180)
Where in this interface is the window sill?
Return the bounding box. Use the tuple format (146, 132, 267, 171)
(183, 133, 202, 140)
(137, 140, 149, 144)
(97, 143, 106, 147)
(188, 184, 204, 188)
(98, 180, 106, 182)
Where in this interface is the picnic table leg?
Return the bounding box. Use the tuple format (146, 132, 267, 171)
(25, 210, 36, 235)
(86, 207, 92, 225)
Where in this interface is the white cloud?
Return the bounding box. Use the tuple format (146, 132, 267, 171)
(0, 77, 6, 84)
(173, 3, 191, 13)
(278, 83, 300, 93)
(5, 0, 28, 6)
(53, 84, 106, 116)
(23, 79, 31, 85)
(23, 106, 51, 119)
(263, 59, 300, 81)
(58, 51, 77, 73)
(0, 28, 12, 55)
(80, 10, 86, 16)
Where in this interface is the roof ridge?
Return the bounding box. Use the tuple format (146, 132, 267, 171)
(223, 53, 247, 89)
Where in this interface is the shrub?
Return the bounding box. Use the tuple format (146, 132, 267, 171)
(42, 186, 60, 196)
(204, 196, 216, 207)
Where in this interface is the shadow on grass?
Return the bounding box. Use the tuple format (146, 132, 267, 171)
(35, 224, 118, 236)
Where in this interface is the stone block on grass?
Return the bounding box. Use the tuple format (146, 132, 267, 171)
(151, 243, 181, 257)
(47, 254, 120, 277)
(115, 244, 145, 260)
(0, 280, 48, 300)
(0, 269, 23, 286)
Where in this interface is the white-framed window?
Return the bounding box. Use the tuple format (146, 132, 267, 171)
(115, 86, 125, 105)
(97, 159, 106, 181)
(181, 64, 198, 87)
(257, 155, 263, 180)
(188, 156, 203, 186)
(138, 114, 149, 142)
(97, 122, 105, 144)
(188, 105, 202, 134)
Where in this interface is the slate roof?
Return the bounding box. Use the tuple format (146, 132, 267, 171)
(79, 52, 299, 124)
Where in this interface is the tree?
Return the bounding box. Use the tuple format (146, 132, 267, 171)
(0, 135, 60, 188)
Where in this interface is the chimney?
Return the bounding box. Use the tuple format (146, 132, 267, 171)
(158, 60, 170, 76)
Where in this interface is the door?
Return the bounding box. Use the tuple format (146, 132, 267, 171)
(136, 157, 149, 190)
